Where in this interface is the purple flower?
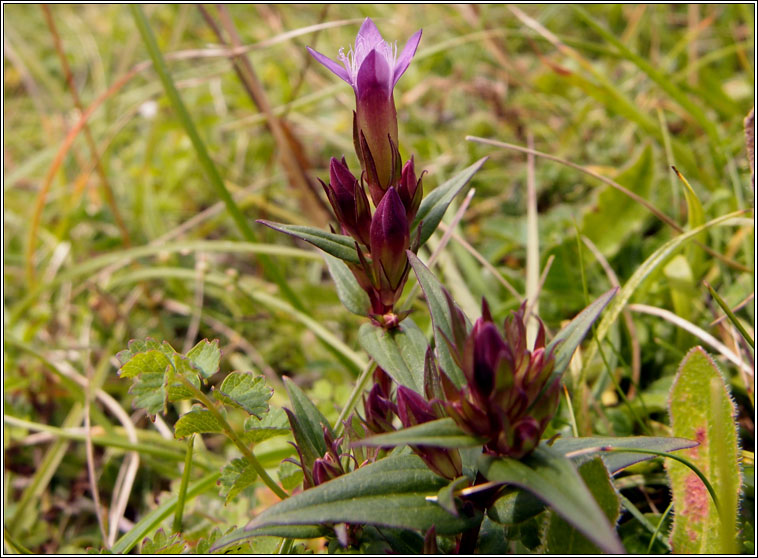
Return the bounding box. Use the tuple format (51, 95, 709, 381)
(307, 18, 422, 199)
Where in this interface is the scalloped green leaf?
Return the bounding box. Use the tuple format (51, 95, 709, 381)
(129, 371, 166, 416)
(118, 350, 172, 379)
(479, 445, 624, 554)
(407, 252, 470, 387)
(219, 458, 258, 504)
(323, 253, 370, 316)
(140, 529, 186, 554)
(186, 339, 221, 378)
(358, 318, 428, 393)
(213, 372, 272, 418)
(355, 418, 483, 449)
(211, 455, 481, 551)
(174, 409, 223, 438)
(411, 157, 487, 247)
(259, 221, 360, 264)
(666, 346, 741, 554)
(241, 407, 290, 444)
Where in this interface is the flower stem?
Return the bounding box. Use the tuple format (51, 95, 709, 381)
(172, 434, 194, 533)
(335, 360, 376, 436)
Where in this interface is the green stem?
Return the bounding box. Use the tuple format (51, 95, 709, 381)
(179, 376, 288, 499)
(173, 434, 194, 533)
(334, 360, 376, 436)
(705, 281, 754, 348)
(647, 500, 673, 554)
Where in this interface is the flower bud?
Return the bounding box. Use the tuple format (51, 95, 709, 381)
(398, 157, 423, 222)
(322, 157, 372, 247)
(370, 187, 410, 293)
(396, 386, 462, 480)
(363, 382, 396, 434)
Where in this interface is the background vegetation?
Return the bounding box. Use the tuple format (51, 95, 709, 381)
(3, 4, 754, 553)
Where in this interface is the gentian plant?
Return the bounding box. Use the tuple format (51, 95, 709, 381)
(113, 15, 733, 556)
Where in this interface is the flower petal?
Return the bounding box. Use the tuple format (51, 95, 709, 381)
(306, 46, 351, 85)
(356, 48, 392, 97)
(357, 17, 385, 48)
(393, 29, 422, 87)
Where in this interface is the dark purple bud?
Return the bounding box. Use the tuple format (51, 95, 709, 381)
(312, 453, 344, 486)
(323, 157, 372, 247)
(472, 321, 507, 399)
(398, 157, 423, 222)
(396, 386, 437, 427)
(370, 187, 410, 290)
(363, 383, 396, 434)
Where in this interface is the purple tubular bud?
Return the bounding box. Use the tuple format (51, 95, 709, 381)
(398, 157, 424, 222)
(363, 383, 396, 434)
(370, 187, 410, 290)
(324, 157, 372, 247)
(396, 386, 437, 427)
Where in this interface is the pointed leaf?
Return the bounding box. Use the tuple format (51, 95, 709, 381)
(546, 287, 618, 379)
(666, 347, 741, 554)
(411, 157, 487, 247)
(174, 409, 224, 438)
(358, 319, 427, 393)
(544, 457, 621, 553)
(355, 418, 483, 449)
(219, 458, 258, 504)
(407, 252, 470, 387)
(479, 445, 624, 554)
(259, 221, 360, 264)
(211, 455, 481, 551)
(323, 253, 370, 316)
(283, 376, 333, 456)
(550, 435, 698, 474)
(186, 339, 221, 378)
(214, 372, 272, 418)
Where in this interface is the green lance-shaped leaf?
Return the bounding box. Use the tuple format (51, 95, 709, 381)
(323, 253, 371, 316)
(407, 252, 470, 387)
(259, 221, 360, 264)
(213, 371, 272, 418)
(666, 346, 741, 554)
(544, 457, 622, 554)
(411, 157, 487, 248)
(358, 318, 428, 393)
(582, 144, 654, 259)
(283, 376, 334, 457)
(489, 435, 696, 526)
(219, 458, 258, 504)
(210, 455, 482, 551)
(185, 339, 221, 379)
(479, 445, 625, 554)
(355, 417, 483, 449)
(174, 409, 224, 438)
(546, 286, 618, 381)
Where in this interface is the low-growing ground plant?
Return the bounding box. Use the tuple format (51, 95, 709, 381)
(3, 5, 754, 555)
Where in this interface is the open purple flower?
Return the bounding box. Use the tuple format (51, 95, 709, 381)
(307, 18, 422, 200)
